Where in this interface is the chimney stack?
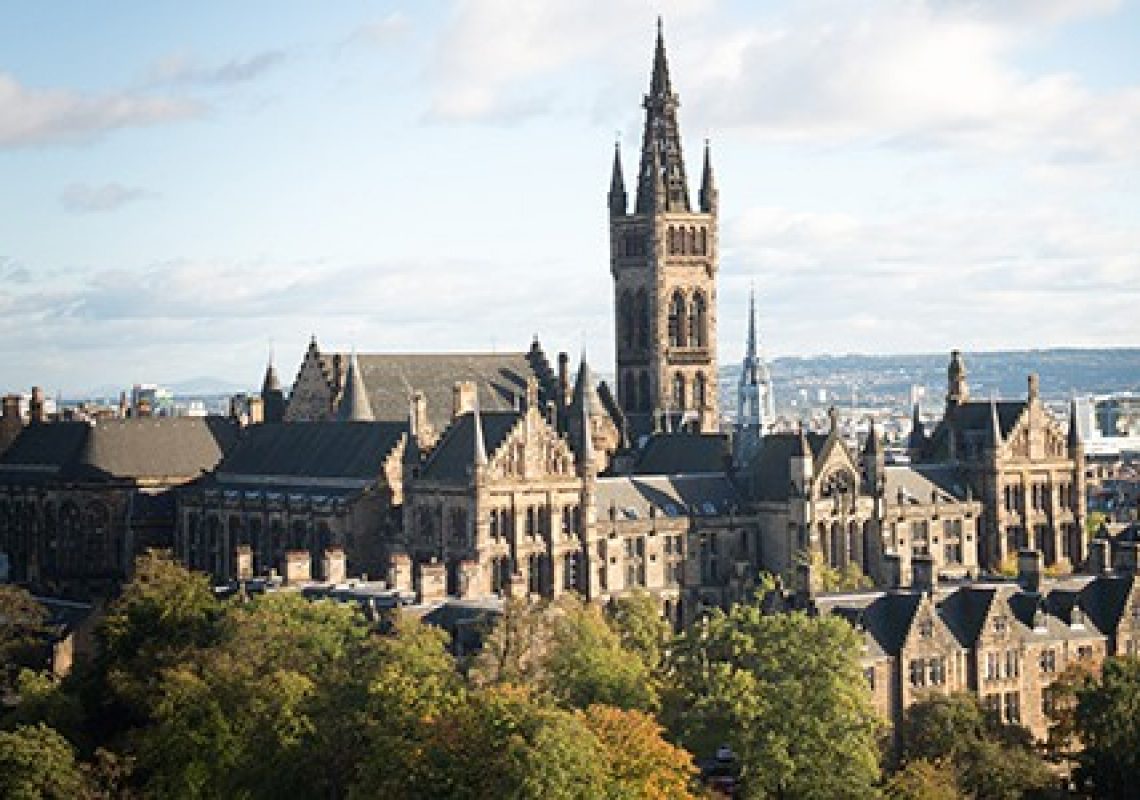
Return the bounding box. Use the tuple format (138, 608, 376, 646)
(911, 554, 935, 594)
(323, 547, 347, 584)
(415, 559, 447, 605)
(283, 550, 311, 584)
(1087, 538, 1110, 575)
(1017, 548, 1044, 593)
(29, 386, 45, 423)
(452, 381, 478, 420)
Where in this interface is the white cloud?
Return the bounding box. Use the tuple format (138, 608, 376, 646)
(146, 50, 289, 87)
(424, 0, 710, 122)
(0, 72, 200, 148)
(721, 202, 1140, 356)
(60, 182, 151, 214)
(682, 1, 1140, 166)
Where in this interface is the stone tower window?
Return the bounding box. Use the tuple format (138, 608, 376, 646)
(694, 372, 707, 409)
(673, 372, 687, 410)
(668, 291, 687, 347)
(689, 291, 708, 347)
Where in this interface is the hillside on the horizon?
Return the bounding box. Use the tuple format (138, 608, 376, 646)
(735, 347, 1140, 413)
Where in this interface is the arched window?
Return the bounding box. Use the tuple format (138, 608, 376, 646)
(694, 372, 707, 409)
(668, 291, 687, 347)
(673, 372, 686, 410)
(526, 506, 537, 537)
(638, 372, 651, 412)
(633, 290, 649, 349)
(85, 502, 111, 573)
(619, 291, 634, 349)
(687, 227, 697, 255)
(690, 291, 707, 347)
(697, 228, 707, 255)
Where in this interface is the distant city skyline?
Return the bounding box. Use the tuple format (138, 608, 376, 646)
(2, 1, 1138, 393)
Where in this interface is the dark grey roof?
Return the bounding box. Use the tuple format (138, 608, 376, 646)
(212, 421, 406, 482)
(938, 585, 999, 647)
(0, 417, 237, 483)
(1048, 574, 1135, 636)
(747, 431, 828, 501)
(420, 411, 521, 482)
(884, 464, 973, 504)
(925, 401, 1026, 460)
(596, 474, 741, 519)
(0, 422, 88, 472)
(633, 432, 730, 476)
(321, 351, 551, 434)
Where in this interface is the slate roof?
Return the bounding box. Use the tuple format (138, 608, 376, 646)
(747, 431, 828, 501)
(1047, 574, 1135, 636)
(596, 474, 742, 520)
(633, 432, 730, 476)
(924, 401, 1027, 459)
(937, 585, 1000, 647)
(0, 417, 237, 483)
(883, 464, 973, 504)
(212, 421, 406, 483)
(321, 351, 551, 434)
(420, 411, 522, 482)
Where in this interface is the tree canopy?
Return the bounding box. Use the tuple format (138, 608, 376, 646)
(665, 605, 883, 799)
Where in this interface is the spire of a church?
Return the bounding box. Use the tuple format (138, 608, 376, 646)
(635, 19, 690, 213)
(337, 351, 374, 422)
(699, 139, 717, 213)
(609, 140, 627, 217)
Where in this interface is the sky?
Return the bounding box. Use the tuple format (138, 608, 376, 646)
(1, 0, 1138, 394)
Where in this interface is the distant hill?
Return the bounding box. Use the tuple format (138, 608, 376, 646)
(721, 348, 1140, 412)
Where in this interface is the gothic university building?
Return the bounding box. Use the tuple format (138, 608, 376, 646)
(1, 22, 1118, 737)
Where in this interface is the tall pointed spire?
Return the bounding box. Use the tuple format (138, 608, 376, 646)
(650, 15, 672, 97)
(863, 419, 882, 457)
(1067, 397, 1082, 450)
(699, 139, 717, 213)
(472, 398, 488, 469)
(261, 353, 281, 395)
(907, 403, 926, 454)
(336, 351, 374, 422)
(746, 285, 758, 361)
(608, 140, 627, 217)
(635, 19, 690, 213)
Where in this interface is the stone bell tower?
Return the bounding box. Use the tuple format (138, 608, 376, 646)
(609, 19, 719, 439)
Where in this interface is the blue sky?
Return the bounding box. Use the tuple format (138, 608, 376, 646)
(1, 0, 1138, 394)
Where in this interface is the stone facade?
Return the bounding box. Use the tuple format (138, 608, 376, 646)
(913, 352, 1088, 572)
(609, 24, 719, 438)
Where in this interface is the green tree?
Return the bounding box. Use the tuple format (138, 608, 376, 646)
(790, 549, 873, 592)
(0, 584, 48, 689)
(883, 758, 961, 800)
(136, 591, 379, 799)
(545, 596, 656, 711)
(1065, 656, 1140, 798)
(582, 704, 699, 800)
(93, 550, 219, 727)
(606, 590, 672, 671)
(899, 694, 1053, 800)
(0, 723, 92, 800)
(353, 685, 611, 800)
(666, 606, 882, 799)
